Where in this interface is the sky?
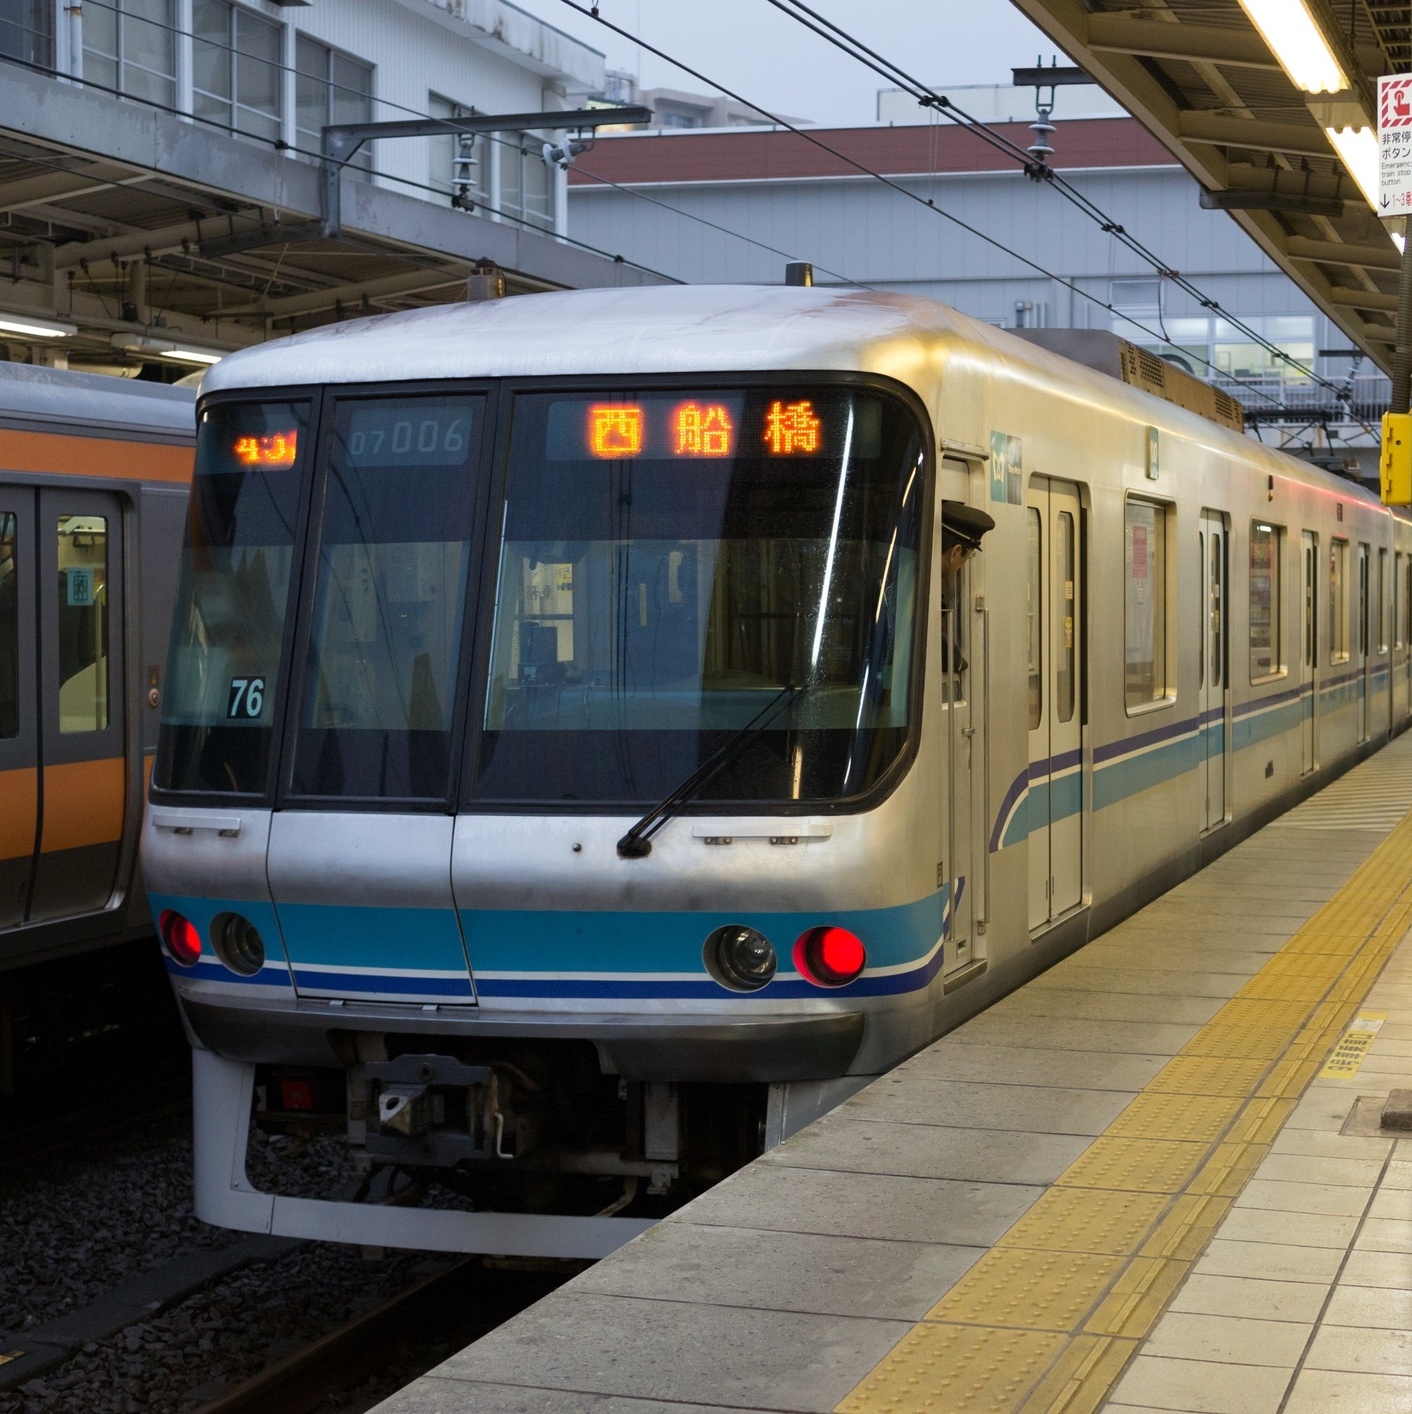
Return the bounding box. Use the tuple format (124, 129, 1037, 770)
(518, 0, 1066, 127)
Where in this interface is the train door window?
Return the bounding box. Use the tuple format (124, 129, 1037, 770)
(1359, 544, 1370, 659)
(0, 511, 15, 738)
(1329, 539, 1348, 663)
(1208, 529, 1224, 691)
(1396, 553, 1404, 649)
(290, 394, 489, 802)
(1378, 548, 1389, 653)
(1124, 497, 1170, 710)
(1249, 521, 1283, 682)
(55, 515, 108, 733)
(1056, 510, 1076, 722)
(1026, 507, 1042, 729)
(1303, 537, 1316, 670)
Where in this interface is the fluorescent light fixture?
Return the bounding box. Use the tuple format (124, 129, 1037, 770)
(0, 313, 77, 339)
(1323, 124, 1379, 209)
(161, 348, 223, 366)
(1237, 0, 1349, 93)
(113, 333, 225, 365)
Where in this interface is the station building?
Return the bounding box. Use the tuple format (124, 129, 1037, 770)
(566, 83, 1391, 467)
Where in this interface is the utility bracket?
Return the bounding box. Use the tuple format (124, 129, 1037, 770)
(320, 105, 652, 240)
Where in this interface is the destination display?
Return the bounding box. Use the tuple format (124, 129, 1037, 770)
(545, 391, 882, 461)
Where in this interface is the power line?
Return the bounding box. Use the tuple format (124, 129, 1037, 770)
(556, 0, 1307, 417)
(761, 0, 1365, 417)
(571, 161, 870, 288)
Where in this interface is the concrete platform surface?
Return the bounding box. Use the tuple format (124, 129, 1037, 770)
(373, 737, 1412, 1414)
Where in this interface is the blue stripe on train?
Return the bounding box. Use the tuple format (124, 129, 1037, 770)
(992, 661, 1394, 850)
(151, 889, 952, 1003)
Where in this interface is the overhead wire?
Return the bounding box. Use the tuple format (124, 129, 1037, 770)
(571, 161, 870, 288)
(557, 0, 1310, 416)
(760, 0, 1374, 425)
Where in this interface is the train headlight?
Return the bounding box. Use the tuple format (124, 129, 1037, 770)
(211, 912, 266, 976)
(794, 926, 866, 987)
(159, 909, 202, 968)
(704, 924, 777, 992)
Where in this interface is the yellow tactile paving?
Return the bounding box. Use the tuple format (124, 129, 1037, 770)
(836, 1326, 1068, 1412)
(927, 1251, 1124, 1332)
(1055, 1136, 1208, 1194)
(1104, 1092, 1242, 1143)
(996, 1188, 1171, 1256)
(835, 800, 1412, 1414)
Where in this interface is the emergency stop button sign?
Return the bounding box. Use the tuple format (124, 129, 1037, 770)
(1379, 75, 1412, 215)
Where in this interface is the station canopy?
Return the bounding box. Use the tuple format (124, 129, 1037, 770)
(1012, 0, 1407, 372)
(0, 63, 661, 378)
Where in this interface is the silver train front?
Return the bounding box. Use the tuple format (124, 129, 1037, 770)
(142, 285, 1411, 1255)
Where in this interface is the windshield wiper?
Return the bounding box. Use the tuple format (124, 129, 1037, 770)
(616, 683, 806, 859)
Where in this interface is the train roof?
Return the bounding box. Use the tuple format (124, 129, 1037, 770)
(201, 285, 1383, 513)
(0, 361, 195, 440)
(203, 286, 947, 390)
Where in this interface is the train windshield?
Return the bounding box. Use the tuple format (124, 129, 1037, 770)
(155, 400, 309, 796)
(473, 385, 926, 805)
(286, 395, 486, 799)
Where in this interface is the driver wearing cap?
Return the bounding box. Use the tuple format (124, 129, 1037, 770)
(940, 502, 995, 676)
(941, 502, 996, 575)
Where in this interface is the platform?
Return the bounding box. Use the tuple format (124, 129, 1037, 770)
(375, 737, 1412, 1414)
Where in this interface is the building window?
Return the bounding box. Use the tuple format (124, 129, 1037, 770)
(429, 94, 490, 212)
(1125, 497, 1170, 709)
(1329, 538, 1348, 664)
(84, 0, 177, 107)
(497, 133, 555, 232)
(0, 0, 52, 66)
(296, 34, 372, 171)
(1249, 521, 1283, 681)
(193, 0, 282, 144)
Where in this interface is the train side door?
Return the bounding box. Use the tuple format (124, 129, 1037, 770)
(1198, 511, 1227, 829)
(30, 489, 127, 920)
(0, 490, 37, 929)
(939, 467, 976, 976)
(1300, 531, 1318, 774)
(1025, 476, 1083, 931)
(1357, 543, 1370, 743)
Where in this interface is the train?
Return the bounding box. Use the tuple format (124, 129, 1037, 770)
(141, 286, 1408, 1257)
(0, 363, 193, 961)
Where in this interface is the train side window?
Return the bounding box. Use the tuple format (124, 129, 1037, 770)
(1124, 497, 1170, 710)
(0, 511, 16, 738)
(1329, 539, 1348, 664)
(1249, 520, 1284, 681)
(1056, 510, 1075, 723)
(56, 515, 109, 733)
(1378, 548, 1389, 653)
(1026, 506, 1042, 729)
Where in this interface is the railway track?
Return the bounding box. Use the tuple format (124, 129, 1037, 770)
(192, 1256, 574, 1414)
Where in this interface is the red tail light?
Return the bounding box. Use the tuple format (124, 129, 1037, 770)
(793, 926, 866, 987)
(159, 909, 202, 967)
